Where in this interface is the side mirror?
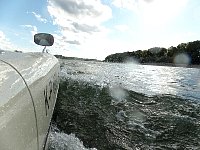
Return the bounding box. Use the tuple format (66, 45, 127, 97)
(34, 33, 54, 52)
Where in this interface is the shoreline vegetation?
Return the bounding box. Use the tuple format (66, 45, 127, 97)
(103, 40, 200, 67)
(55, 57, 200, 69)
(54, 55, 101, 62)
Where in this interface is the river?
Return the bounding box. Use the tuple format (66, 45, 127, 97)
(48, 59, 200, 150)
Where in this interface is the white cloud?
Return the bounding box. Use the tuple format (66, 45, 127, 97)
(47, 0, 113, 59)
(21, 25, 38, 37)
(114, 24, 129, 32)
(32, 12, 48, 23)
(112, 0, 188, 28)
(48, 0, 112, 26)
(48, 29, 135, 60)
(140, 0, 188, 27)
(0, 29, 40, 53)
(192, 5, 200, 23)
(112, 0, 138, 10)
(0, 31, 15, 50)
(0, 31, 6, 41)
(110, 0, 190, 52)
(27, 11, 48, 23)
(20, 25, 39, 49)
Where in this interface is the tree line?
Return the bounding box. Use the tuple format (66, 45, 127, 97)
(104, 40, 200, 65)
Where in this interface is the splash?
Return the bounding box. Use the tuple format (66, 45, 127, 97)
(48, 124, 97, 150)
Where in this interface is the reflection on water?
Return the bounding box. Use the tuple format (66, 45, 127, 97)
(60, 60, 200, 101)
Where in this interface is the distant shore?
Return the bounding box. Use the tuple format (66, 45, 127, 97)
(57, 55, 200, 68)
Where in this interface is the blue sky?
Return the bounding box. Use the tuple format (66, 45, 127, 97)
(0, 0, 200, 60)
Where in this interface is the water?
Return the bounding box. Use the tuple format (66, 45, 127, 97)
(48, 59, 200, 150)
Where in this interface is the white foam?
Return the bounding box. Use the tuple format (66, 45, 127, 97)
(48, 125, 97, 150)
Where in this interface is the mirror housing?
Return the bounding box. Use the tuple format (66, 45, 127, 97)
(34, 33, 54, 46)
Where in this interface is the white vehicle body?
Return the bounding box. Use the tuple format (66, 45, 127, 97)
(0, 50, 60, 150)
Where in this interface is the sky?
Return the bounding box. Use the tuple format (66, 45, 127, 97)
(0, 0, 200, 60)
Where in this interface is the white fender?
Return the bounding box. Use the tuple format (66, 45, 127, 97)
(0, 50, 60, 150)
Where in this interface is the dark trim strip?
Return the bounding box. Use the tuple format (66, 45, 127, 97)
(43, 121, 51, 150)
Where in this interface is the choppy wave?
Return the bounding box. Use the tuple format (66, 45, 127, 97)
(48, 60, 200, 150)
